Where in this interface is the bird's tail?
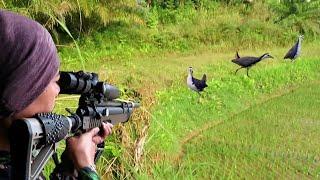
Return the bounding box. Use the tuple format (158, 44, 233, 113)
(202, 74, 207, 82)
(202, 74, 208, 87)
(283, 53, 290, 59)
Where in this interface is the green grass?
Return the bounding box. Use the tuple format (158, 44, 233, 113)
(167, 82, 320, 179)
(142, 46, 320, 178)
(147, 53, 320, 151)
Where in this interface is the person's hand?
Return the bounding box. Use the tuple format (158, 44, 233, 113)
(67, 122, 113, 169)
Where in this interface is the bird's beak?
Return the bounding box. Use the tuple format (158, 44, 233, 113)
(269, 55, 274, 59)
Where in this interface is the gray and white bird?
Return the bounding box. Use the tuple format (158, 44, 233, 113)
(284, 35, 304, 61)
(231, 52, 274, 77)
(187, 67, 208, 95)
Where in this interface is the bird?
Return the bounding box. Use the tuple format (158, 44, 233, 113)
(187, 67, 208, 95)
(284, 35, 304, 61)
(231, 52, 274, 77)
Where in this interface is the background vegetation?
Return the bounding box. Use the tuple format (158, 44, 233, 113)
(2, 0, 320, 179)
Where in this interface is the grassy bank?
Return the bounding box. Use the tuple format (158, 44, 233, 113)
(5, 1, 319, 71)
(146, 50, 320, 155)
(142, 46, 320, 178)
(148, 81, 320, 179)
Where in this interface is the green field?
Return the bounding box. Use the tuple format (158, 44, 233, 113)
(149, 82, 320, 179)
(140, 45, 320, 179)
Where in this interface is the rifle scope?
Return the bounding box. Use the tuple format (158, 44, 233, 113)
(58, 71, 119, 100)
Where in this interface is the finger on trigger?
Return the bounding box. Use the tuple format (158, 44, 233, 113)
(102, 124, 112, 137)
(92, 136, 104, 144)
(88, 127, 100, 136)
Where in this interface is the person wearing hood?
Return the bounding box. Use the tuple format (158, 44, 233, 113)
(0, 10, 112, 179)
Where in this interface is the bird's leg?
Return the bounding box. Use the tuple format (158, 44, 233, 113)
(235, 67, 243, 75)
(197, 92, 202, 103)
(246, 68, 250, 77)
